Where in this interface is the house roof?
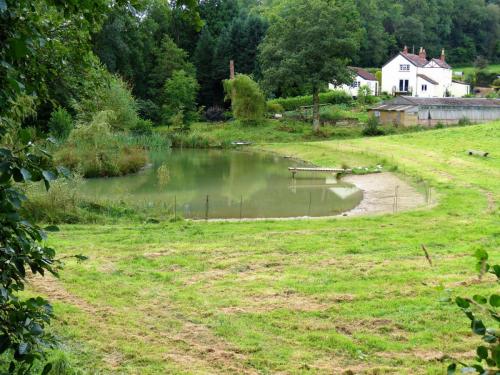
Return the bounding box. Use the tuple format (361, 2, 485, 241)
(430, 58, 452, 69)
(349, 67, 377, 81)
(417, 74, 438, 85)
(400, 52, 428, 67)
(376, 96, 500, 108)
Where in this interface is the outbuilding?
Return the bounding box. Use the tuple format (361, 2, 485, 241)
(369, 96, 500, 126)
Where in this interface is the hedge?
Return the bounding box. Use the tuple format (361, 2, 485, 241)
(267, 90, 352, 111)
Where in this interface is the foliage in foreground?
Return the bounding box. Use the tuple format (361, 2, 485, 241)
(54, 111, 147, 178)
(448, 250, 500, 374)
(224, 74, 266, 125)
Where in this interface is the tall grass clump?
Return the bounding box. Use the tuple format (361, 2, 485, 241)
(54, 111, 147, 177)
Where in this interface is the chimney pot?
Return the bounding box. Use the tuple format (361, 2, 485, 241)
(403, 45, 408, 54)
(440, 48, 445, 62)
(419, 47, 427, 59)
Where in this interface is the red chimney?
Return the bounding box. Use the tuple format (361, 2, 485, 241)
(419, 47, 427, 59)
(403, 45, 408, 54)
(440, 48, 445, 62)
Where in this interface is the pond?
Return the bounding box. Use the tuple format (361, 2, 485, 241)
(79, 149, 363, 219)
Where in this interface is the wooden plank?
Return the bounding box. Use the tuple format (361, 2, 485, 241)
(467, 150, 489, 157)
(288, 167, 351, 173)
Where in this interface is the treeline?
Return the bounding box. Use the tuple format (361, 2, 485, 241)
(92, 0, 499, 113)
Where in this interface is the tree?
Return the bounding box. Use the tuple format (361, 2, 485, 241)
(260, 0, 362, 132)
(193, 27, 216, 106)
(162, 70, 200, 126)
(223, 74, 266, 125)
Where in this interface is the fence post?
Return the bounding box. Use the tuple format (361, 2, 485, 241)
(307, 192, 312, 216)
(239, 195, 243, 221)
(174, 195, 177, 220)
(205, 195, 209, 221)
(393, 185, 399, 213)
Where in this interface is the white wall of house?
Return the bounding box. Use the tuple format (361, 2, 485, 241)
(382, 54, 419, 95)
(329, 76, 378, 97)
(416, 80, 437, 97)
(449, 81, 470, 97)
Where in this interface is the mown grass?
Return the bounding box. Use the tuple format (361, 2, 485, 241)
(33, 122, 499, 374)
(453, 64, 500, 76)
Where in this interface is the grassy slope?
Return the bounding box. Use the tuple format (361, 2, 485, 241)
(38, 122, 499, 374)
(453, 64, 500, 75)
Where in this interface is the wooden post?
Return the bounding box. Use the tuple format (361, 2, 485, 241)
(307, 192, 312, 216)
(239, 195, 243, 221)
(229, 60, 235, 80)
(205, 195, 209, 221)
(174, 195, 177, 220)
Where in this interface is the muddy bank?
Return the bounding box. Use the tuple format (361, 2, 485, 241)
(342, 172, 429, 216)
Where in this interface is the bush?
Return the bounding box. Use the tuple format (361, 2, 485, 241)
(476, 70, 498, 86)
(267, 90, 352, 111)
(321, 107, 343, 124)
(458, 117, 472, 126)
(267, 102, 284, 114)
(362, 116, 385, 136)
(223, 74, 266, 125)
(130, 118, 153, 135)
(74, 75, 139, 131)
(54, 111, 147, 178)
(357, 85, 377, 105)
(48, 107, 73, 140)
(204, 106, 226, 122)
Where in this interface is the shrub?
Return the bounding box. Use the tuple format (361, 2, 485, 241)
(357, 85, 378, 105)
(204, 106, 226, 122)
(458, 117, 472, 126)
(55, 111, 147, 178)
(48, 107, 73, 140)
(74, 75, 139, 131)
(362, 116, 385, 136)
(130, 118, 153, 135)
(223, 74, 266, 125)
(162, 69, 199, 125)
(267, 90, 352, 111)
(267, 102, 284, 114)
(321, 107, 343, 124)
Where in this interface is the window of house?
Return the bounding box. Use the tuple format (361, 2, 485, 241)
(399, 79, 409, 92)
(421, 84, 427, 92)
(400, 64, 410, 71)
(351, 81, 359, 88)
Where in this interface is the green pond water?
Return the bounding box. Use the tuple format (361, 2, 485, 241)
(79, 149, 363, 219)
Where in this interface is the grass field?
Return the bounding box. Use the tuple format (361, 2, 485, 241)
(33, 122, 499, 374)
(453, 64, 500, 76)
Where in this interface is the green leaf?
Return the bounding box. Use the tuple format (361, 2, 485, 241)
(30, 323, 43, 336)
(492, 265, 500, 279)
(20, 168, 32, 181)
(456, 297, 470, 309)
(474, 248, 488, 261)
(472, 295, 487, 304)
(493, 344, 500, 365)
(489, 294, 500, 307)
(471, 319, 486, 335)
(42, 170, 56, 182)
(41, 364, 52, 375)
(476, 346, 488, 359)
(446, 363, 456, 374)
(18, 342, 28, 355)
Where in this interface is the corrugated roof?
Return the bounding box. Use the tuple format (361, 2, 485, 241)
(417, 74, 438, 85)
(376, 96, 500, 108)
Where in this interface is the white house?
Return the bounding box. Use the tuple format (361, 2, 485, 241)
(329, 67, 379, 97)
(381, 46, 470, 98)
